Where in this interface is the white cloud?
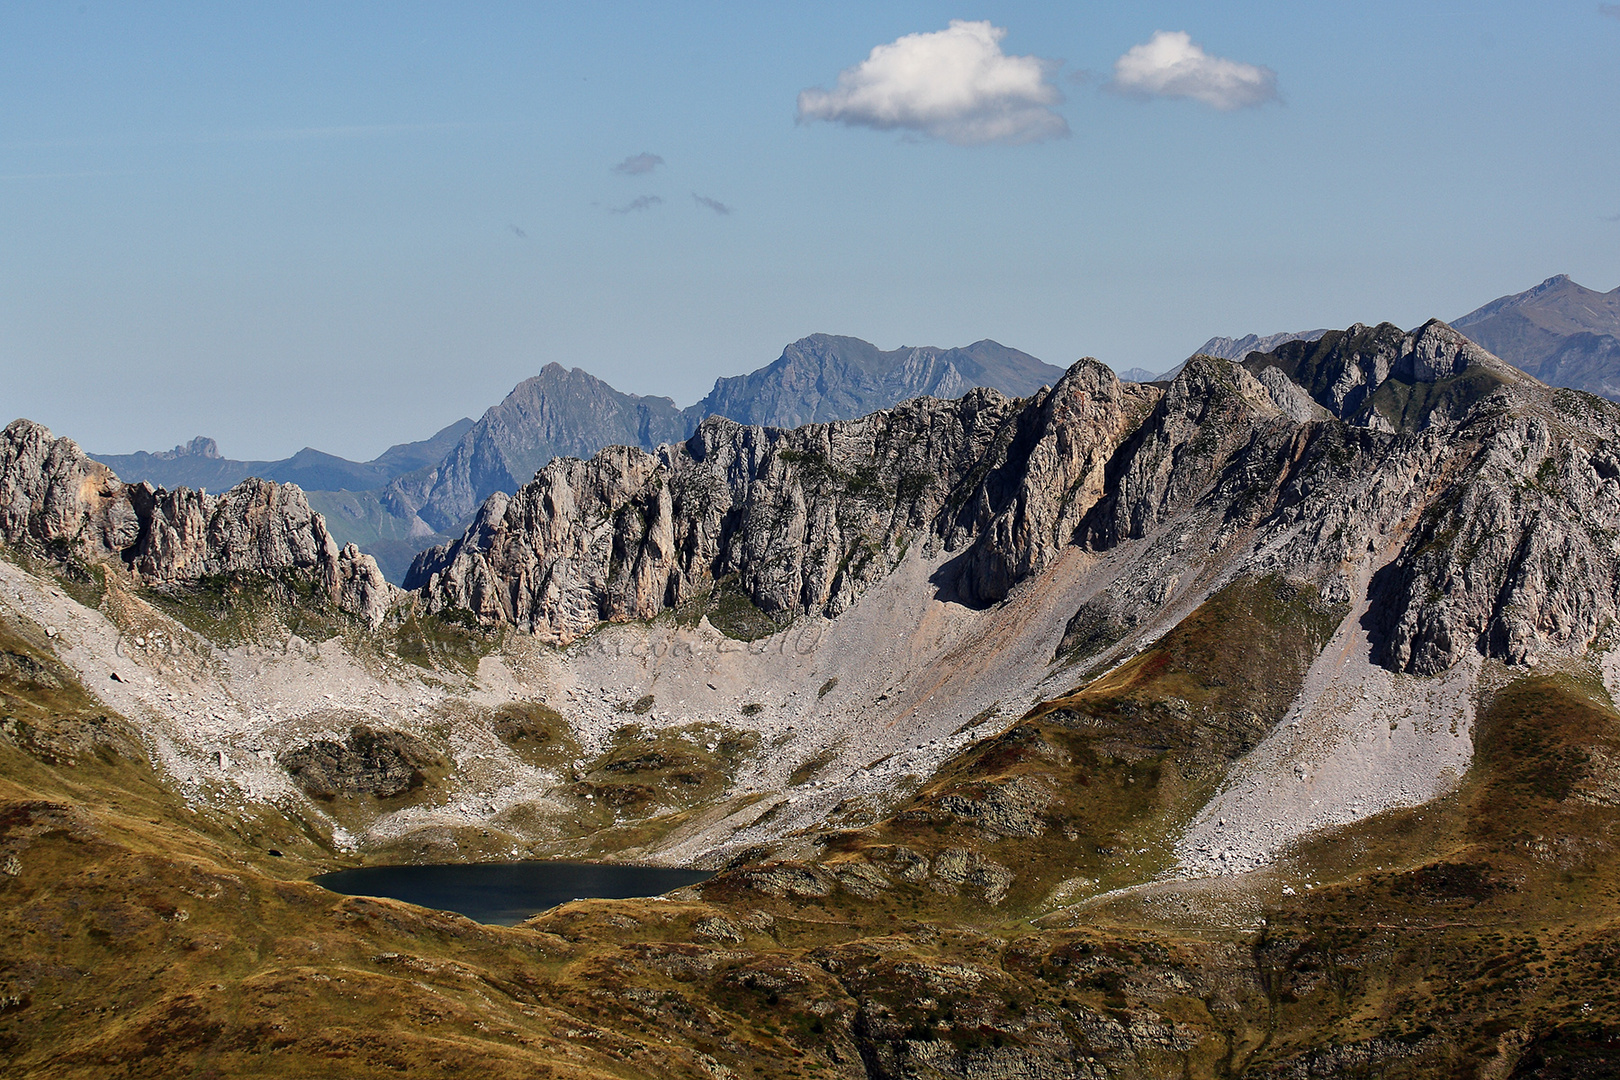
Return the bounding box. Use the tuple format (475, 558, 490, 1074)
(613, 152, 663, 175)
(1110, 31, 1279, 111)
(796, 20, 1067, 146)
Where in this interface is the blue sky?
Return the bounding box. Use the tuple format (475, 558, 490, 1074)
(3, 2, 1618, 460)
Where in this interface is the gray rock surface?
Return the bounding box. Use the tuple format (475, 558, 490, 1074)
(945, 362, 1160, 603)
(0, 419, 397, 627)
(407, 383, 1041, 638)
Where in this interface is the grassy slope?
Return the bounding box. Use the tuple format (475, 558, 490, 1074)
(1231, 670, 1620, 1076)
(793, 575, 1346, 914)
(4, 574, 1620, 1077)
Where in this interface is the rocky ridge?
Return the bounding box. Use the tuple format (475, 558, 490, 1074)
(0, 419, 396, 627)
(1193, 328, 1329, 364)
(413, 319, 1620, 684)
(11, 316, 1618, 879)
(407, 361, 1159, 641)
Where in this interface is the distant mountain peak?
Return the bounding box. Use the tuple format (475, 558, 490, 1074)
(1194, 329, 1329, 364)
(151, 435, 221, 461)
(1452, 274, 1620, 400)
(688, 335, 1065, 432)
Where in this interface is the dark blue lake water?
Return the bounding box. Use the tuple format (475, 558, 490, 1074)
(312, 860, 714, 926)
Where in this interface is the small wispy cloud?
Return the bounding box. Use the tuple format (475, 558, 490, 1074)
(611, 195, 663, 214)
(613, 152, 664, 175)
(692, 193, 732, 215)
(1601, 4, 1620, 18)
(1603, 211, 1620, 222)
(1109, 31, 1279, 111)
(508, 224, 528, 238)
(797, 20, 1067, 146)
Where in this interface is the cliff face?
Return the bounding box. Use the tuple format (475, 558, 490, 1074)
(406, 360, 1163, 642)
(411, 322, 1620, 678)
(407, 383, 1020, 638)
(0, 419, 395, 626)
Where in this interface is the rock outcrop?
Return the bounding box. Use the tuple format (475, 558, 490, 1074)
(278, 725, 444, 799)
(406, 361, 1161, 641)
(1240, 318, 1520, 432)
(0, 419, 396, 627)
(1368, 393, 1620, 673)
(1076, 324, 1620, 676)
(407, 384, 1038, 639)
(943, 361, 1160, 603)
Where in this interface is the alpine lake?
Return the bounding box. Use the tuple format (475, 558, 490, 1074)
(313, 861, 715, 926)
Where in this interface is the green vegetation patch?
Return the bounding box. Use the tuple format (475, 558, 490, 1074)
(788, 747, 840, 787)
(143, 569, 350, 647)
(490, 700, 578, 769)
(389, 606, 501, 676)
(1473, 673, 1612, 810)
(0, 618, 143, 768)
(1364, 366, 1508, 432)
(704, 576, 792, 642)
(569, 722, 761, 822)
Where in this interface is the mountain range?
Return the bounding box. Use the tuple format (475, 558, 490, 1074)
(93, 336, 1065, 583)
(6, 311, 1620, 1076)
(91, 420, 475, 496)
(95, 273, 1617, 591)
(1192, 327, 1330, 362)
(1158, 274, 1620, 399)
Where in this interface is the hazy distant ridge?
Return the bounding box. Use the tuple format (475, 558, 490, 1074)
(91, 419, 474, 495)
(1453, 273, 1620, 400)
